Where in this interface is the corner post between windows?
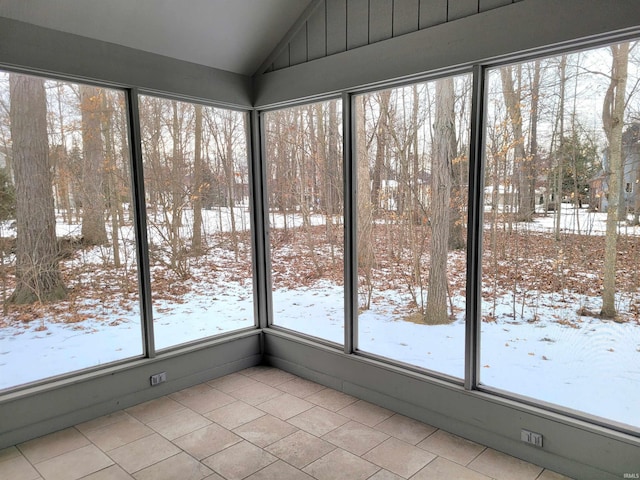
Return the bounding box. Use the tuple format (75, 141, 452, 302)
(125, 88, 155, 358)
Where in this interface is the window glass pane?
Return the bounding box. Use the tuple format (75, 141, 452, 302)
(264, 100, 344, 343)
(356, 76, 472, 378)
(139, 96, 253, 349)
(481, 41, 640, 428)
(0, 72, 142, 390)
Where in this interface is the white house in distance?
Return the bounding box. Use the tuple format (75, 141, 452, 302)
(590, 123, 640, 215)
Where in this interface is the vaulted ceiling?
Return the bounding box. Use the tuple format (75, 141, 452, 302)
(0, 0, 313, 76)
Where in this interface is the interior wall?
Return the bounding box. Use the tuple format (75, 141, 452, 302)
(0, 15, 258, 449)
(0, 2, 638, 475)
(254, 1, 640, 478)
(0, 16, 252, 108)
(264, 330, 640, 480)
(253, 0, 640, 107)
(263, 0, 519, 73)
(0, 332, 262, 449)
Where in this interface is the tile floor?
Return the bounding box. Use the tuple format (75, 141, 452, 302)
(0, 366, 573, 480)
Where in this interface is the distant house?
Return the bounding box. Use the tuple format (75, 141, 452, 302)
(589, 123, 640, 214)
(483, 184, 516, 211)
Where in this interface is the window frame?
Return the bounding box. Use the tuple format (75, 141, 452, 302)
(256, 35, 640, 436)
(0, 72, 257, 394)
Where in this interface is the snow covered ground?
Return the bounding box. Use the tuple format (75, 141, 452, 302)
(2, 280, 637, 428)
(0, 204, 638, 430)
(274, 285, 640, 429)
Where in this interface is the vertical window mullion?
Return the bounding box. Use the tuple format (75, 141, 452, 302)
(465, 65, 486, 389)
(343, 92, 357, 354)
(250, 110, 271, 332)
(126, 88, 155, 358)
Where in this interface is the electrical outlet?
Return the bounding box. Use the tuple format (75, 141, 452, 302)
(521, 429, 543, 447)
(150, 372, 167, 386)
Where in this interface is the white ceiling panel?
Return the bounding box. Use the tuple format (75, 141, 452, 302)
(0, 0, 312, 75)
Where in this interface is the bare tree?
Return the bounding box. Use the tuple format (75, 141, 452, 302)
(9, 73, 66, 304)
(425, 77, 456, 325)
(80, 85, 108, 245)
(601, 42, 630, 320)
(192, 103, 204, 254)
(501, 65, 535, 222)
(356, 97, 375, 309)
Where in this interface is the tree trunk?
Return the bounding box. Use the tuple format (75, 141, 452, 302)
(222, 113, 239, 258)
(554, 56, 567, 241)
(446, 81, 465, 251)
(80, 85, 108, 245)
(601, 43, 629, 320)
(371, 91, 390, 211)
(356, 97, 375, 309)
(501, 65, 534, 222)
(327, 101, 341, 214)
(101, 92, 121, 267)
(170, 101, 183, 271)
(192, 103, 204, 254)
(9, 74, 66, 304)
(529, 60, 541, 216)
(425, 78, 455, 325)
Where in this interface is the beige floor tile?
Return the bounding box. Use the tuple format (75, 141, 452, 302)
(266, 430, 335, 468)
(368, 470, 404, 480)
(173, 423, 242, 460)
(249, 368, 296, 386)
(230, 381, 283, 405)
(81, 464, 134, 479)
(82, 415, 153, 452)
(305, 388, 358, 411)
(34, 444, 112, 480)
(536, 469, 575, 480)
(202, 474, 224, 480)
(276, 377, 326, 398)
(233, 414, 298, 447)
(146, 407, 211, 440)
(125, 397, 185, 424)
(132, 452, 211, 480)
(202, 441, 276, 480)
(322, 420, 389, 456)
(362, 437, 436, 478)
(241, 366, 280, 377)
(338, 399, 394, 427)
(0, 445, 22, 462)
(257, 392, 313, 420)
(0, 454, 42, 480)
(0, 369, 584, 480)
(375, 414, 436, 445)
(169, 384, 235, 414)
(207, 373, 260, 393)
(288, 405, 350, 436)
(76, 411, 130, 434)
(245, 459, 313, 480)
(412, 457, 491, 480)
(107, 433, 180, 474)
(303, 448, 379, 480)
(468, 448, 544, 480)
(19, 428, 90, 464)
(417, 429, 485, 466)
(204, 400, 265, 429)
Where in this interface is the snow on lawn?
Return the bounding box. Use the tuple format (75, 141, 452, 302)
(1, 203, 638, 429)
(1, 274, 638, 428)
(0, 280, 255, 390)
(497, 202, 640, 236)
(153, 282, 254, 350)
(274, 284, 640, 428)
(0, 307, 144, 389)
